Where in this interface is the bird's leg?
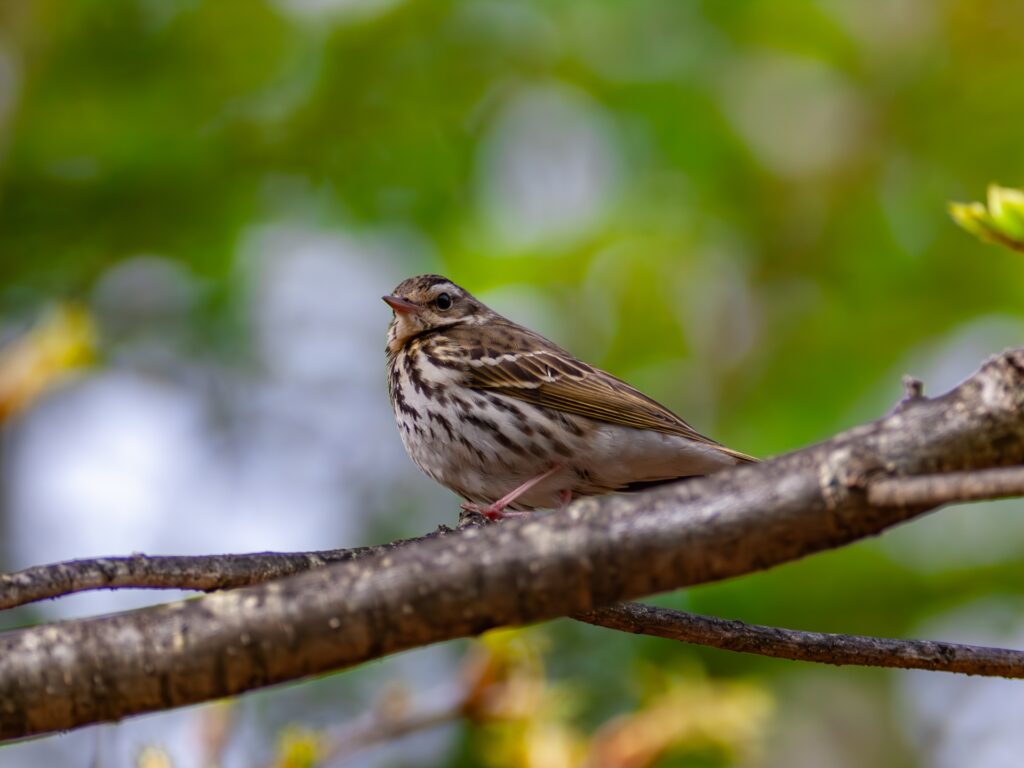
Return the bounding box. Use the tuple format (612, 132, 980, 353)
(461, 464, 564, 521)
(557, 488, 573, 510)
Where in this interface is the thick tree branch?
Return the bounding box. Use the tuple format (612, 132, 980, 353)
(7, 522, 1024, 681)
(3, 350, 1024, 740)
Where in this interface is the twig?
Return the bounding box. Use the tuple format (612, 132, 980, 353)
(579, 604, 1024, 677)
(0, 530, 459, 611)
(902, 374, 924, 401)
(868, 466, 1024, 507)
(889, 375, 925, 415)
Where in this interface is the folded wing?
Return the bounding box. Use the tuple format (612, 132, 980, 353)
(450, 323, 756, 464)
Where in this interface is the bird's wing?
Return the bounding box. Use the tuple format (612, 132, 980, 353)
(451, 323, 757, 463)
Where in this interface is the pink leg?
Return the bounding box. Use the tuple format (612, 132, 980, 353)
(557, 488, 573, 510)
(461, 464, 564, 521)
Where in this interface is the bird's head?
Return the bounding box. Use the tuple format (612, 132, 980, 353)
(383, 275, 488, 353)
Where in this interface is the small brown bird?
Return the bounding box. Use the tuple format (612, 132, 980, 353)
(384, 275, 755, 519)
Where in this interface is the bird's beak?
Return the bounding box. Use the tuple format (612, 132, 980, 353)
(382, 295, 421, 314)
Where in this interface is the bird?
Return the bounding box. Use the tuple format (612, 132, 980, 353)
(383, 274, 756, 520)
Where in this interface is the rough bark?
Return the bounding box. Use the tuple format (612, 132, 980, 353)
(0, 536, 458, 611)
(580, 604, 1024, 676)
(10, 520, 1024, 681)
(867, 466, 1024, 507)
(2, 350, 1024, 740)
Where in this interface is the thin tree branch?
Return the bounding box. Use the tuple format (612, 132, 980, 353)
(2, 349, 1024, 740)
(579, 604, 1024, 677)
(0, 531, 460, 611)
(867, 466, 1024, 507)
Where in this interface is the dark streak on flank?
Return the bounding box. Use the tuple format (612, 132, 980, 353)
(490, 427, 526, 456)
(390, 384, 418, 418)
(427, 410, 455, 441)
(529, 442, 549, 460)
(555, 412, 585, 437)
(464, 413, 500, 435)
(458, 434, 487, 463)
(551, 439, 573, 457)
(487, 393, 536, 437)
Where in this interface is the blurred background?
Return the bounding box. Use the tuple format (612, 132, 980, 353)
(2, 0, 1024, 765)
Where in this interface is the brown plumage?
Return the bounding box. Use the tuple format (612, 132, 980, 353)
(384, 274, 755, 519)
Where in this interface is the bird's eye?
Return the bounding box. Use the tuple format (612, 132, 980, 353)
(435, 292, 453, 311)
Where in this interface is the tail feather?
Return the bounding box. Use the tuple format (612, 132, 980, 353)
(620, 446, 757, 493)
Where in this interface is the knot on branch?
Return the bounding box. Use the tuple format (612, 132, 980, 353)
(979, 349, 1024, 412)
(819, 446, 885, 511)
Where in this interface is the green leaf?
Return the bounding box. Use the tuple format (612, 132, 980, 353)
(988, 184, 1024, 240)
(950, 185, 1024, 253)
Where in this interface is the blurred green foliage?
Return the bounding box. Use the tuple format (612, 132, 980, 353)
(3, 0, 1024, 765)
(4, 0, 1024, 451)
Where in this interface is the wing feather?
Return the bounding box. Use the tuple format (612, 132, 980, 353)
(444, 322, 756, 463)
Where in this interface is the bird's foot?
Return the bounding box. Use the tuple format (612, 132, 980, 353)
(460, 502, 530, 521)
(459, 464, 565, 521)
